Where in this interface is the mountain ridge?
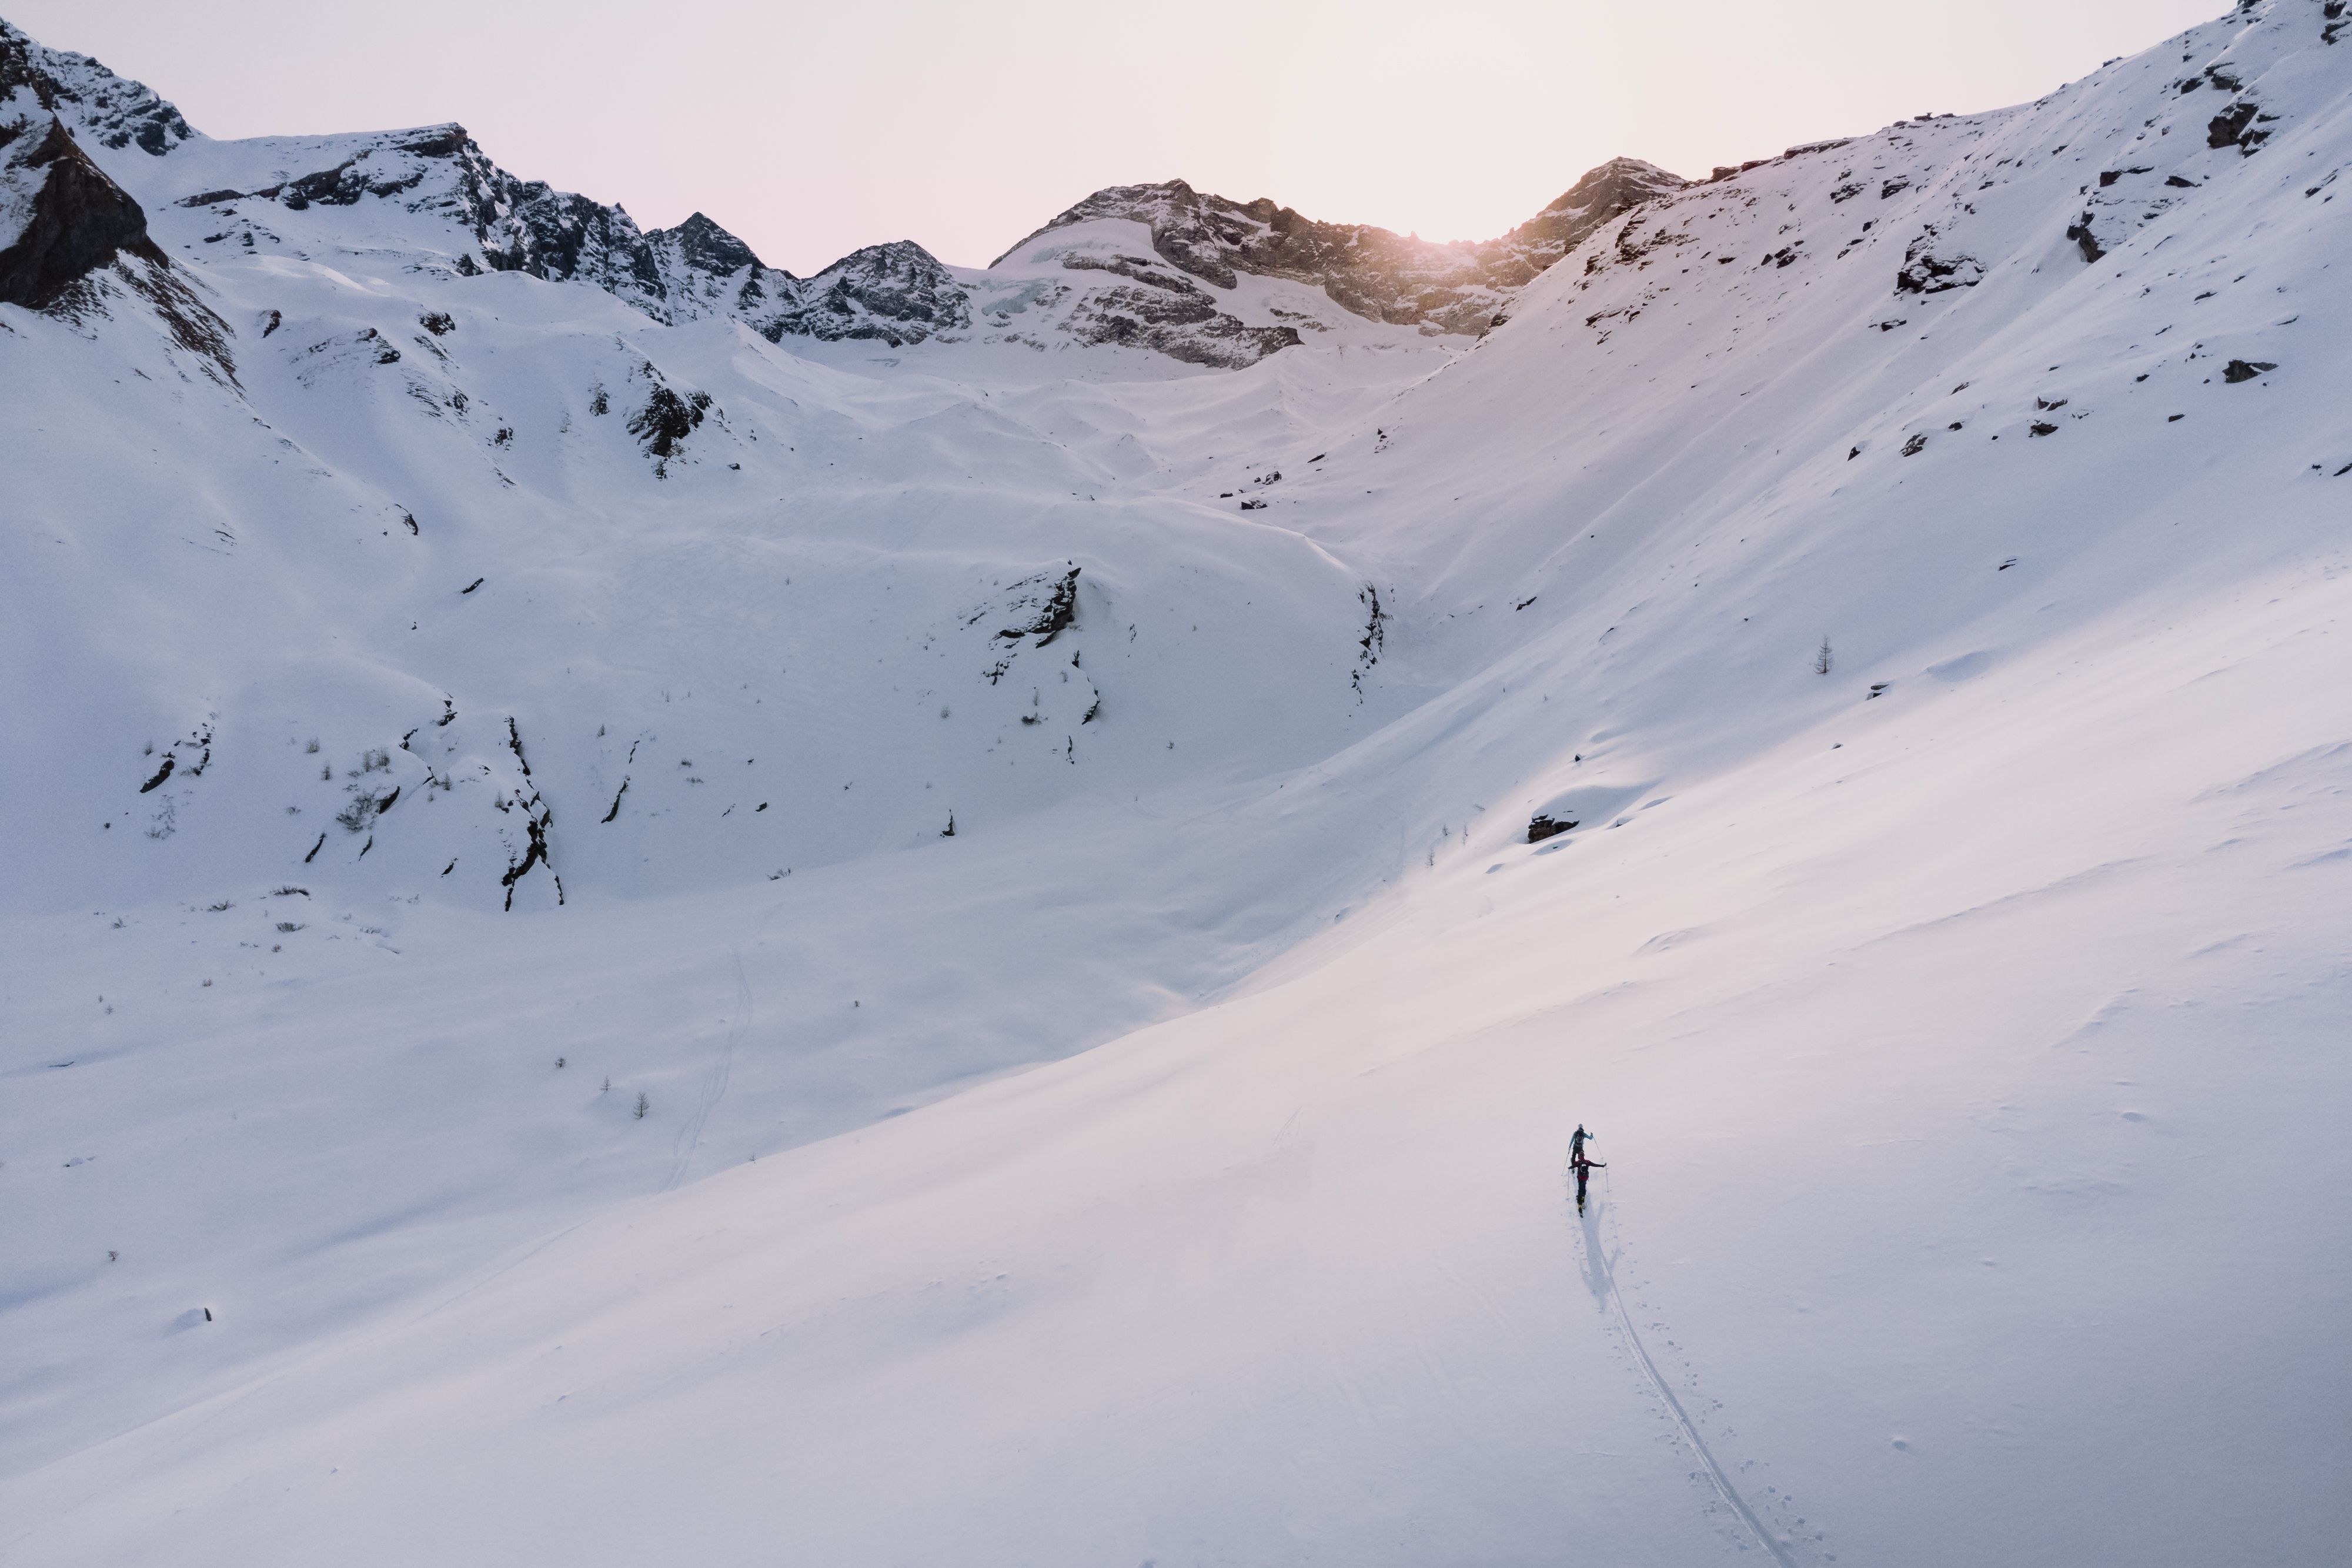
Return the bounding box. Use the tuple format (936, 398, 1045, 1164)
(0, 13, 1697, 363)
(3, 5, 2348, 1563)
(995, 158, 1693, 336)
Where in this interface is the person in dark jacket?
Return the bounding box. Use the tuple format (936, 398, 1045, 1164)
(1572, 1146, 1605, 1215)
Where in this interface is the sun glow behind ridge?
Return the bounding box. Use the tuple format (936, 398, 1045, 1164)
(11, 0, 2227, 275)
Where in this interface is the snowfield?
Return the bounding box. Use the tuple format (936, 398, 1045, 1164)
(3, 4, 2348, 1564)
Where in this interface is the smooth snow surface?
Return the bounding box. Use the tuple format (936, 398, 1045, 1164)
(4, 4, 2349, 1564)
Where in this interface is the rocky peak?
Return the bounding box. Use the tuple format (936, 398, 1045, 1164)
(1000, 180, 1257, 287)
(757, 239, 971, 347)
(1001, 160, 1691, 337)
(0, 17, 195, 156)
(640, 209, 807, 329)
(650, 211, 773, 280)
(1, 12, 1693, 365)
(1505, 158, 1690, 259)
(162, 117, 690, 320)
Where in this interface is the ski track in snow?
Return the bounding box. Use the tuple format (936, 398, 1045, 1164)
(1575, 1161, 1805, 1567)
(664, 951, 749, 1192)
(4, 3, 2351, 1559)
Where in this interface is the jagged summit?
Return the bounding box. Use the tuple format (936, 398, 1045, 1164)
(997, 161, 1692, 335)
(1502, 157, 1690, 258)
(0, 11, 1700, 365)
(656, 211, 773, 279)
(763, 239, 969, 346)
(0, 16, 191, 156)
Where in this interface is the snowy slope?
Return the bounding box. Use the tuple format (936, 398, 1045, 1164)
(4, 3, 2350, 1566)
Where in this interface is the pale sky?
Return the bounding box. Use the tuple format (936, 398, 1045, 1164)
(14, 0, 2224, 275)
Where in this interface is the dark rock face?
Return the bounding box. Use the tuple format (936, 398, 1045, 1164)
(478, 180, 669, 303)
(659, 210, 762, 276)
(2206, 99, 2266, 150)
(0, 113, 166, 307)
(181, 125, 470, 212)
(2064, 213, 2107, 262)
(0, 34, 233, 377)
(756, 241, 971, 346)
(0, 17, 179, 308)
(0, 19, 193, 156)
(1000, 158, 1689, 335)
(1068, 300, 1298, 367)
(1060, 250, 1205, 293)
(627, 382, 711, 457)
(646, 212, 803, 327)
(1050, 259, 1299, 366)
(1495, 158, 1698, 279)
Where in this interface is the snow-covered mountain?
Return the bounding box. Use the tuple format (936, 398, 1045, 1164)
(3, 18, 1706, 364)
(1000, 156, 1693, 335)
(4, 4, 2348, 1566)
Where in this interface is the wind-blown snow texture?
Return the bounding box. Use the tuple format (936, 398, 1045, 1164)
(3, 5, 2349, 1566)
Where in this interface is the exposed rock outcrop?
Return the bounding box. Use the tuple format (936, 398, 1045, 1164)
(1, 18, 173, 306)
(0, 22, 230, 380)
(1000, 158, 1689, 336)
(0, 18, 191, 157)
(754, 240, 970, 346)
(1896, 225, 1984, 293)
(1488, 158, 1700, 283)
(0, 111, 162, 306)
(1052, 267, 1298, 366)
